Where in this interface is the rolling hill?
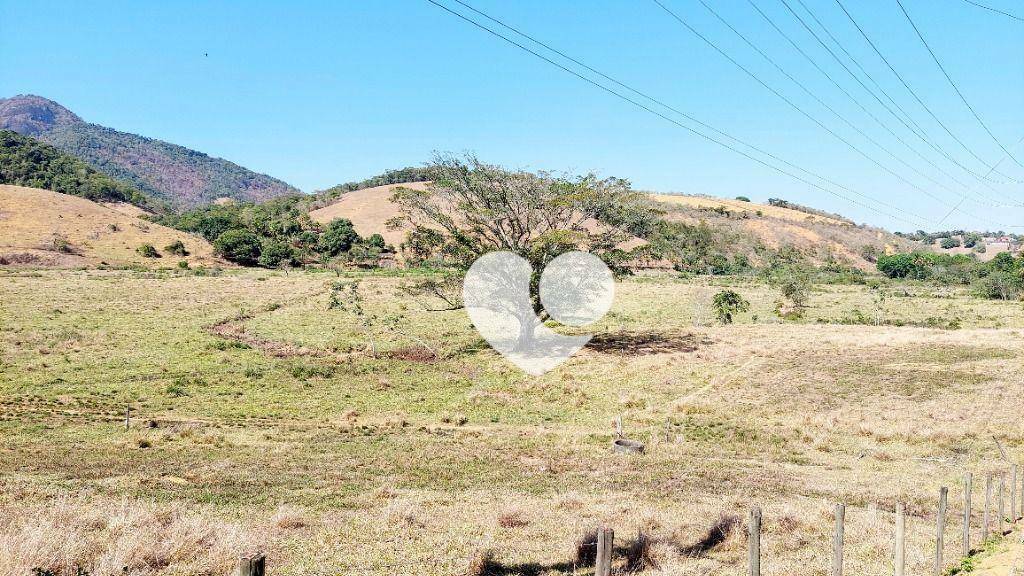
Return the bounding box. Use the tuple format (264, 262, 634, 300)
(0, 184, 220, 268)
(309, 181, 916, 269)
(0, 95, 300, 209)
(652, 193, 917, 269)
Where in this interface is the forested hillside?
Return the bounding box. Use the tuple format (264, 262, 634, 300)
(0, 95, 300, 209)
(0, 130, 151, 208)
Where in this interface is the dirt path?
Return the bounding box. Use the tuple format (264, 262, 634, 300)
(973, 528, 1024, 576)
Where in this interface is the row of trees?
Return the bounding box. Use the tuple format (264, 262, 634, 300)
(877, 251, 1024, 299)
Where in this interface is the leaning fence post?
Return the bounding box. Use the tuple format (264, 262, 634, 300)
(832, 503, 845, 576)
(749, 506, 762, 576)
(237, 552, 265, 576)
(963, 473, 972, 556)
(895, 502, 906, 576)
(984, 475, 992, 541)
(595, 526, 614, 576)
(935, 486, 948, 575)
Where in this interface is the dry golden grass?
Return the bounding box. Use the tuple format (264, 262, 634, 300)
(650, 193, 919, 269)
(649, 193, 850, 226)
(0, 185, 220, 268)
(308, 182, 430, 248)
(1, 270, 1022, 575)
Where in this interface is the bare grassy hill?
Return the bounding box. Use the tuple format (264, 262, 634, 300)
(0, 185, 221, 267)
(651, 193, 918, 269)
(309, 181, 429, 248)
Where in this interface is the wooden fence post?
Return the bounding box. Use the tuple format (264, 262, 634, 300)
(595, 526, 614, 576)
(1013, 466, 1018, 524)
(124, 406, 130, 431)
(963, 473, 972, 556)
(984, 475, 992, 541)
(935, 486, 948, 575)
(237, 552, 265, 576)
(999, 477, 1005, 536)
(832, 503, 845, 576)
(895, 502, 906, 576)
(749, 506, 762, 576)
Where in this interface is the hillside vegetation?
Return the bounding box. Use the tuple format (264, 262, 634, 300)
(0, 184, 218, 267)
(308, 178, 918, 272)
(0, 130, 150, 208)
(0, 95, 300, 209)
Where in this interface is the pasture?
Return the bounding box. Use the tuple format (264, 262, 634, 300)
(1, 268, 1022, 575)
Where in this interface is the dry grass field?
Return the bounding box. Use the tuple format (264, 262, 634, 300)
(0, 185, 219, 268)
(1, 267, 1022, 575)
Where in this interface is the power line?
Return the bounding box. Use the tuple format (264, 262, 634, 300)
(422, 0, 928, 226)
(745, 0, 1021, 208)
(937, 134, 1024, 224)
(778, 0, 1017, 191)
(834, 0, 1021, 186)
(696, 0, 1014, 211)
(895, 0, 1024, 169)
(955, 0, 1024, 23)
(649, 0, 1002, 223)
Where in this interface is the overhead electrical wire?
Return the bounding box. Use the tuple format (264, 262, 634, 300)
(833, 0, 1022, 185)
(649, 0, 1005, 225)
(895, 0, 1024, 169)
(694, 0, 1016, 211)
(423, 0, 929, 226)
(954, 0, 1024, 23)
(776, 0, 1018, 192)
(937, 135, 1024, 225)
(744, 0, 1021, 208)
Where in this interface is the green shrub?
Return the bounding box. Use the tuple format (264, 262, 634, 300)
(940, 237, 961, 249)
(136, 244, 160, 258)
(974, 270, 1022, 300)
(711, 290, 750, 324)
(164, 240, 188, 256)
(213, 229, 261, 266)
(318, 218, 360, 256)
(735, 196, 750, 202)
(258, 239, 295, 268)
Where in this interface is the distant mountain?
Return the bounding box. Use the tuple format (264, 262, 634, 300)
(0, 95, 300, 209)
(0, 130, 150, 208)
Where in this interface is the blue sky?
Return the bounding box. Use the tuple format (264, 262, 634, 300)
(1, 0, 1021, 231)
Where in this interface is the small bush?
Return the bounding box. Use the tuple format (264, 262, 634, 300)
(177, 260, 189, 269)
(712, 290, 750, 324)
(974, 271, 1022, 300)
(940, 237, 961, 249)
(137, 244, 160, 258)
(51, 236, 75, 254)
(290, 363, 335, 380)
(164, 240, 189, 256)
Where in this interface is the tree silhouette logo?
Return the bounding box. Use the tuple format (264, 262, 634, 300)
(463, 251, 614, 375)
